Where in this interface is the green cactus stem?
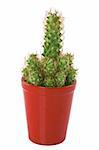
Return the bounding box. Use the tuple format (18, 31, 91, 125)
(22, 54, 43, 86)
(58, 53, 74, 73)
(42, 11, 63, 58)
(55, 71, 66, 87)
(43, 76, 55, 87)
(42, 57, 58, 76)
(66, 67, 77, 86)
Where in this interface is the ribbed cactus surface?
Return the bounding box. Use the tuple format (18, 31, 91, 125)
(42, 11, 62, 58)
(22, 54, 43, 86)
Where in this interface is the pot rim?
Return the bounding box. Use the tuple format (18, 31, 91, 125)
(22, 78, 76, 90)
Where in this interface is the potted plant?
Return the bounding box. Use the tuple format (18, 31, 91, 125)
(22, 10, 77, 145)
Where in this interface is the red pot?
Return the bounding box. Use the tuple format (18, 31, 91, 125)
(22, 79, 76, 145)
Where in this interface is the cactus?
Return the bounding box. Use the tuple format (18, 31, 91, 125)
(55, 71, 66, 87)
(22, 10, 77, 87)
(42, 57, 58, 76)
(42, 11, 66, 87)
(66, 67, 77, 86)
(43, 77, 55, 87)
(22, 54, 43, 86)
(42, 11, 63, 58)
(58, 53, 74, 72)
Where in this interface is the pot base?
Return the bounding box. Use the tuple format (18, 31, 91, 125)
(29, 136, 66, 145)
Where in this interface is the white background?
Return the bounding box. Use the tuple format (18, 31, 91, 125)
(0, 0, 99, 149)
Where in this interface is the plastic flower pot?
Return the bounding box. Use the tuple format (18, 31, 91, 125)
(22, 79, 76, 145)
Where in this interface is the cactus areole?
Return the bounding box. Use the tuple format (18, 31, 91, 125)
(21, 10, 77, 145)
